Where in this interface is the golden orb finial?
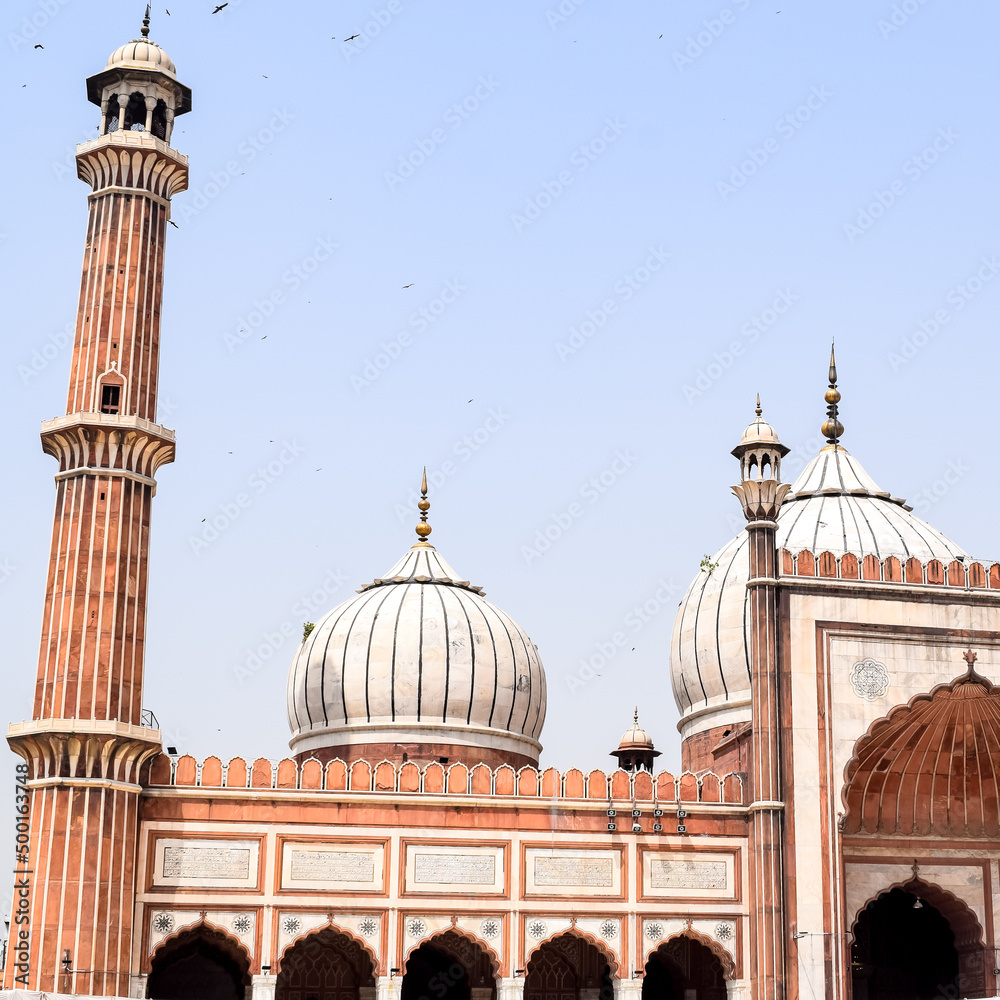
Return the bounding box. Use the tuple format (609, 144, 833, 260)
(822, 342, 844, 445)
(141, 3, 151, 37)
(415, 467, 432, 542)
(755, 393, 762, 418)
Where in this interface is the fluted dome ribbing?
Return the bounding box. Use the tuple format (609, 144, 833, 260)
(670, 445, 968, 741)
(107, 39, 177, 77)
(287, 542, 546, 764)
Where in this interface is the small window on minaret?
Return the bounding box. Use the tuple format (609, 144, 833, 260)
(100, 384, 120, 414)
(152, 99, 168, 140)
(123, 92, 146, 132)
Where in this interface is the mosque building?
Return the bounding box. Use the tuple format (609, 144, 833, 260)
(4, 16, 1000, 1000)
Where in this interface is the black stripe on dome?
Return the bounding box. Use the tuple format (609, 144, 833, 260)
(389, 584, 412, 721)
(432, 584, 451, 723)
(361, 586, 399, 724)
(336, 588, 385, 727)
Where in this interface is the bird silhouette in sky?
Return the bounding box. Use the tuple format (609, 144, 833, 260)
(402, 283, 414, 288)
(212, 3, 228, 13)
(168, 220, 178, 228)
(34, 44, 43, 49)
(344, 33, 360, 41)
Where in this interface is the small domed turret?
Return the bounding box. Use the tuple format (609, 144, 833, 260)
(610, 710, 660, 772)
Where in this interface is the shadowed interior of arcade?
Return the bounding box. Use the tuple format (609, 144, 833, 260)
(276, 927, 377, 1000)
(402, 932, 497, 1000)
(147, 926, 250, 999)
(641, 935, 728, 1000)
(851, 886, 990, 1000)
(524, 933, 614, 1000)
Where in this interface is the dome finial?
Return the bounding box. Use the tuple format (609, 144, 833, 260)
(755, 393, 762, 417)
(821, 342, 844, 446)
(141, 3, 151, 37)
(415, 467, 432, 543)
(634, 706, 639, 725)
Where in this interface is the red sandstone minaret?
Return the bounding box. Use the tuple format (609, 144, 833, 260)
(4, 12, 189, 994)
(731, 396, 791, 1000)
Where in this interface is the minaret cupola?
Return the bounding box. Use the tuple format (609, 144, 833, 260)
(86, 6, 191, 141)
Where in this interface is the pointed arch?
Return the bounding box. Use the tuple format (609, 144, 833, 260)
(526, 927, 620, 977)
(402, 925, 501, 977)
(657, 929, 735, 979)
(148, 917, 252, 972)
(276, 919, 380, 977)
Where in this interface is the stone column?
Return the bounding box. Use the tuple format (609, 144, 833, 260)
(613, 978, 644, 1000)
(497, 977, 525, 1000)
(129, 973, 148, 998)
(251, 974, 277, 1000)
(377, 975, 400, 1000)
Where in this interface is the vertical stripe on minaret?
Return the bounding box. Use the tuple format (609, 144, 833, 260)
(730, 403, 791, 1000)
(4, 26, 190, 996)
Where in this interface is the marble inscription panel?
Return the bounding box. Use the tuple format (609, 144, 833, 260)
(290, 851, 375, 883)
(650, 859, 727, 890)
(414, 853, 496, 885)
(162, 846, 251, 881)
(534, 856, 614, 887)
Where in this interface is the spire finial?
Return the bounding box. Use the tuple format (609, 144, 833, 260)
(755, 393, 762, 418)
(415, 467, 432, 543)
(141, 3, 151, 37)
(821, 342, 844, 446)
(634, 707, 639, 726)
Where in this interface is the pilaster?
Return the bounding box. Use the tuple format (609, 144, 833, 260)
(251, 974, 277, 1000)
(497, 977, 525, 1000)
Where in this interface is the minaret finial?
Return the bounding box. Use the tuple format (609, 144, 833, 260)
(415, 467, 432, 543)
(634, 707, 639, 725)
(755, 393, 762, 417)
(821, 342, 844, 446)
(141, 3, 151, 37)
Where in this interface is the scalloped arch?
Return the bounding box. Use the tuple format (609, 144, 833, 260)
(526, 927, 621, 977)
(841, 668, 1000, 836)
(404, 925, 502, 977)
(652, 930, 735, 980)
(146, 918, 252, 976)
(276, 920, 380, 977)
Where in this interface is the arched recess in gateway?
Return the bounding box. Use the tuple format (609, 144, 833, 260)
(276, 926, 377, 1000)
(402, 930, 498, 1000)
(147, 925, 251, 1000)
(850, 882, 992, 1000)
(524, 932, 616, 1000)
(642, 934, 730, 1000)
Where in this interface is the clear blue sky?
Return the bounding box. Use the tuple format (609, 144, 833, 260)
(1, 1, 998, 894)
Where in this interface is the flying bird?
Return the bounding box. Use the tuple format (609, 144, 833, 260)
(212, 3, 228, 12)
(34, 44, 43, 49)
(165, 9, 171, 14)
(344, 33, 360, 41)
(168, 220, 178, 228)
(402, 283, 414, 288)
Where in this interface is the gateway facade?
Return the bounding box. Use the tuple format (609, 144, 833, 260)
(3, 21, 1000, 1000)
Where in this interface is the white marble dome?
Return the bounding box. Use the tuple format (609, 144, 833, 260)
(287, 541, 547, 763)
(670, 444, 968, 741)
(107, 39, 177, 77)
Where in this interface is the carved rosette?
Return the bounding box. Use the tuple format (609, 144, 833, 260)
(41, 413, 175, 483)
(76, 133, 188, 200)
(731, 480, 791, 523)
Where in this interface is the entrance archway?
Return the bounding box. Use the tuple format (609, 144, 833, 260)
(276, 926, 377, 1000)
(148, 926, 250, 999)
(850, 886, 981, 1000)
(643, 935, 728, 1000)
(402, 931, 497, 1000)
(524, 933, 614, 1000)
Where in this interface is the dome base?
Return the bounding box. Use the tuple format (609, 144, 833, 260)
(294, 741, 538, 771)
(681, 722, 751, 774)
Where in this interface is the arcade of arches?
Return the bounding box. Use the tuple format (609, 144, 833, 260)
(276, 927, 377, 1000)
